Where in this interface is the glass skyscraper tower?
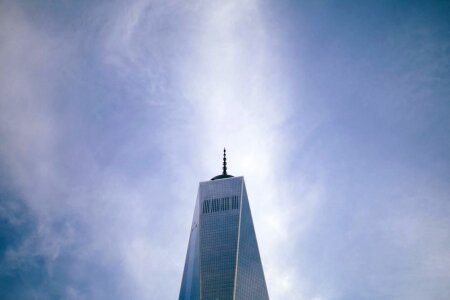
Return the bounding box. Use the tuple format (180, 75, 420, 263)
(179, 149, 269, 300)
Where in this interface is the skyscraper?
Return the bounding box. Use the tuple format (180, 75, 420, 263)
(179, 149, 269, 300)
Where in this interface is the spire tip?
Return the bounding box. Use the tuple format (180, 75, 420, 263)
(223, 148, 227, 175)
(211, 148, 233, 180)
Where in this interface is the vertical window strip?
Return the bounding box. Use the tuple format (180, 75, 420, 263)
(203, 196, 238, 213)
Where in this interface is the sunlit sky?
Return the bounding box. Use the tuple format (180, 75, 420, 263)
(1, 1, 449, 299)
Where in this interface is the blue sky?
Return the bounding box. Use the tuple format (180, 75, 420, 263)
(0, 0, 449, 299)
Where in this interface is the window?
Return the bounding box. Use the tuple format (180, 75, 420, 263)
(202, 196, 239, 214)
(231, 196, 240, 210)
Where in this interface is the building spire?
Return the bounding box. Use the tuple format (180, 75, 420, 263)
(211, 148, 234, 180)
(223, 148, 227, 175)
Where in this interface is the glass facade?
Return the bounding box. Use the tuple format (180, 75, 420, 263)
(179, 177, 269, 300)
(235, 185, 269, 299)
(179, 194, 200, 300)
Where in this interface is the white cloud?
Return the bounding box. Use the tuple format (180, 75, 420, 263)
(1, 1, 449, 300)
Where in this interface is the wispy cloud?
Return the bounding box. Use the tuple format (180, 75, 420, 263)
(1, 1, 449, 299)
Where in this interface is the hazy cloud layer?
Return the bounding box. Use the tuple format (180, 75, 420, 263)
(1, 1, 449, 299)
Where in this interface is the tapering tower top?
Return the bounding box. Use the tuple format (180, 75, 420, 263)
(211, 148, 234, 180)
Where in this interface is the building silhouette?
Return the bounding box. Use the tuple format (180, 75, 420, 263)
(179, 149, 269, 300)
